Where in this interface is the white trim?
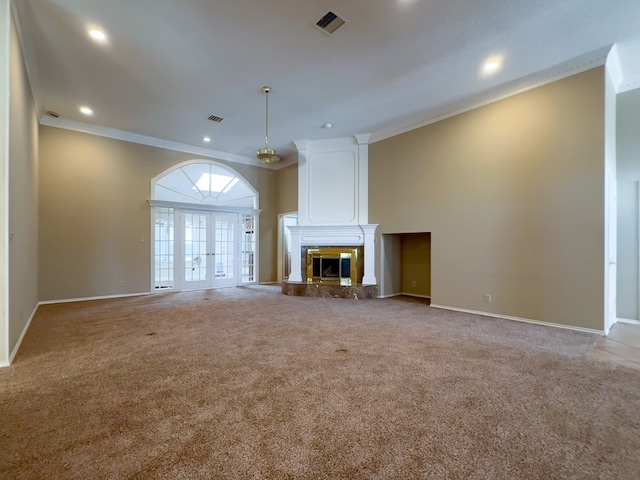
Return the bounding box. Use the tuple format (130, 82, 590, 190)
(617, 317, 640, 325)
(38, 292, 150, 306)
(371, 47, 611, 144)
(10, 1, 42, 116)
(39, 116, 295, 170)
(380, 293, 431, 299)
(618, 79, 640, 94)
(277, 212, 297, 283)
(8, 303, 38, 364)
(400, 293, 431, 299)
(148, 200, 260, 215)
(605, 44, 624, 93)
(430, 304, 605, 335)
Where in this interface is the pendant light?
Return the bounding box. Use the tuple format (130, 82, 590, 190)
(256, 86, 280, 164)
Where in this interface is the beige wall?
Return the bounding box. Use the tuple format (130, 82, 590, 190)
(8, 9, 39, 357)
(39, 127, 278, 301)
(370, 68, 606, 331)
(0, 0, 9, 363)
(276, 164, 298, 215)
(400, 233, 431, 297)
(617, 88, 640, 320)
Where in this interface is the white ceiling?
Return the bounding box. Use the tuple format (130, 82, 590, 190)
(12, 0, 640, 167)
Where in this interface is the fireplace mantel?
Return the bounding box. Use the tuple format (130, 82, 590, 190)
(287, 224, 377, 285)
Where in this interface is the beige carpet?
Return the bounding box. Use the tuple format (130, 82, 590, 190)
(1, 286, 639, 479)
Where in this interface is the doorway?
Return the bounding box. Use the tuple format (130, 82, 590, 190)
(380, 232, 431, 299)
(277, 213, 297, 283)
(180, 210, 237, 290)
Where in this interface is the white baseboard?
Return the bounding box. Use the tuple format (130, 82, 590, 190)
(379, 293, 431, 299)
(379, 292, 401, 298)
(401, 293, 431, 299)
(617, 317, 640, 325)
(39, 291, 150, 305)
(9, 303, 39, 364)
(430, 304, 604, 335)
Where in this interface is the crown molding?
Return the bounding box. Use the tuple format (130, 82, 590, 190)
(371, 46, 612, 144)
(353, 133, 371, 145)
(10, 0, 43, 117)
(617, 77, 640, 94)
(605, 44, 624, 92)
(38, 116, 285, 169)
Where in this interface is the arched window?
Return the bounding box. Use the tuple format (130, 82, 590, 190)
(152, 161, 257, 208)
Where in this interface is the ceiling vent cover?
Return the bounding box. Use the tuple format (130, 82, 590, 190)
(315, 11, 347, 35)
(207, 115, 224, 123)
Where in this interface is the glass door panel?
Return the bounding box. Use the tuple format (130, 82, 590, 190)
(180, 211, 238, 289)
(213, 214, 237, 287)
(183, 212, 210, 289)
(153, 207, 175, 290)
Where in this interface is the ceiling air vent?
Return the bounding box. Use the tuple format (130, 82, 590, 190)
(315, 11, 347, 35)
(46, 110, 60, 118)
(207, 115, 224, 123)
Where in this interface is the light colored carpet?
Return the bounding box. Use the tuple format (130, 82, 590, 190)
(1, 286, 638, 479)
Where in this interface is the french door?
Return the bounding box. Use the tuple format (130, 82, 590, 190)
(180, 210, 238, 290)
(153, 207, 256, 291)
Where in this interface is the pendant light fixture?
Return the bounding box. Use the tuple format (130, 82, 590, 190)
(256, 86, 280, 164)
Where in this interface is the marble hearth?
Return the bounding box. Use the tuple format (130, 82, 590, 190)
(282, 281, 377, 299)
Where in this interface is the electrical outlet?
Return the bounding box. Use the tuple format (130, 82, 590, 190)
(484, 294, 492, 303)
(412, 280, 417, 287)
(120, 281, 125, 288)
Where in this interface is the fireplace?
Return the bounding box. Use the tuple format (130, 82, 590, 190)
(283, 136, 377, 297)
(305, 247, 362, 285)
(286, 224, 377, 285)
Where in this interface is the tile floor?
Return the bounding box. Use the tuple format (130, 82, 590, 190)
(590, 322, 640, 369)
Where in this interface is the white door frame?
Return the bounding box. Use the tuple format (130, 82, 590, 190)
(277, 212, 297, 283)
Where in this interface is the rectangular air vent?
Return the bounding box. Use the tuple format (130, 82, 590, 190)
(207, 115, 224, 122)
(315, 11, 347, 35)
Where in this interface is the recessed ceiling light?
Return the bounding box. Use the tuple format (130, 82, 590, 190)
(323, 122, 333, 129)
(88, 28, 107, 43)
(482, 56, 503, 76)
(79, 106, 93, 116)
(203, 136, 211, 143)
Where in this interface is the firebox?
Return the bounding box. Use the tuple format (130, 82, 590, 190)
(305, 247, 362, 285)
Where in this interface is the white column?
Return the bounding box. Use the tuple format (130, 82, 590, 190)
(362, 224, 378, 285)
(293, 139, 309, 226)
(354, 134, 371, 225)
(287, 225, 303, 282)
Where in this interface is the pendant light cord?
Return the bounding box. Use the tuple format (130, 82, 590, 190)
(264, 87, 270, 148)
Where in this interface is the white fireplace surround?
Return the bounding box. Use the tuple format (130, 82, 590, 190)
(287, 224, 378, 285)
(288, 135, 377, 285)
